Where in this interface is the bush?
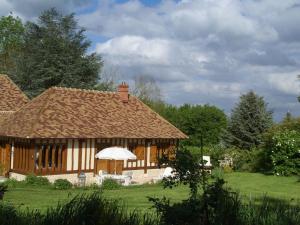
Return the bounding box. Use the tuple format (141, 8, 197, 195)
(0, 183, 8, 200)
(25, 174, 50, 186)
(265, 130, 300, 176)
(53, 179, 72, 190)
(101, 178, 121, 190)
(3, 178, 25, 188)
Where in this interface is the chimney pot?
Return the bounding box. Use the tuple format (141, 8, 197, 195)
(118, 82, 129, 103)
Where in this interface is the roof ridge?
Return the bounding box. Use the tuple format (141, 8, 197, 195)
(0, 74, 30, 101)
(50, 86, 117, 94)
(133, 96, 188, 138)
(26, 88, 55, 138)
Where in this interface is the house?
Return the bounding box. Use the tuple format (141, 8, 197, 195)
(0, 75, 29, 175)
(0, 75, 187, 184)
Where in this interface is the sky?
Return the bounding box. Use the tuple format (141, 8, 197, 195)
(0, 0, 299, 121)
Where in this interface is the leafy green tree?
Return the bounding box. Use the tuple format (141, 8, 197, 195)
(14, 8, 102, 98)
(158, 104, 227, 147)
(0, 14, 24, 74)
(224, 91, 273, 150)
(178, 104, 227, 146)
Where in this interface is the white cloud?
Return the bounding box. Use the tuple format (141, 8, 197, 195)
(96, 35, 172, 66)
(267, 72, 300, 96)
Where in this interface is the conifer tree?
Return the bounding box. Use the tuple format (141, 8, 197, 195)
(224, 91, 273, 149)
(14, 8, 102, 98)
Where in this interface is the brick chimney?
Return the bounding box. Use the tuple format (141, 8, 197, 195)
(118, 82, 129, 103)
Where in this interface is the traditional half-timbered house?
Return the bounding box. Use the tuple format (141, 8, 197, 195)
(0, 77, 187, 184)
(0, 75, 29, 176)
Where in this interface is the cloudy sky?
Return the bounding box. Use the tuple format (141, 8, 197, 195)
(1, 0, 299, 120)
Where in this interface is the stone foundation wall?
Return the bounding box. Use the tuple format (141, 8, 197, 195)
(9, 168, 165, 185)
(9, 172, 26, 181)
(124, 168, 165, 184)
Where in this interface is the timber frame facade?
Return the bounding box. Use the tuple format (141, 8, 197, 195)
(0, 138, 177, 177)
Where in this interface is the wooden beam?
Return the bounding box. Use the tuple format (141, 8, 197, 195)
(58, 145, 62, 172)
(71, 139, 74, 171)
(144, 141, 147, 174)
(45, 145, 49, 173)
(38, 146, 42, 173)
(52, 145, 55, 172)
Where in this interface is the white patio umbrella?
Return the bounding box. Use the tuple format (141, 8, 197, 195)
(95, 147, 137, 174)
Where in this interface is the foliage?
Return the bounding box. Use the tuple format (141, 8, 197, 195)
(152, 144, 300, 225)
(25, 174, 50, 186)
(224, 91, 273, 150)
(0, 183, 8, 200)
(0, 192, 159, 225)
(0, 14, 24, 74)
(159, 147, 206, 198)
(265, 130, 300, 176)
(53, 179, 72, 190)
(226, 148, 268, 172)
(3, 178, 24, 188)
(158, 104, 227, 147)
(268, 116, 300, 134)
(101, 178, 122, 190)
(13, 8, 102, 98)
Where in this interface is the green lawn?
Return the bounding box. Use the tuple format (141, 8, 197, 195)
(3, 172, 300, 212)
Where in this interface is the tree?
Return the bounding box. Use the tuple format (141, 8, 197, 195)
(167, 104, 227, 146)
(14, 8, 102, 98)
(94, 64, 119, 92)
(132, 75, 162, 104)
(224, 91, 273, 149)
(0, 14, 24, 74)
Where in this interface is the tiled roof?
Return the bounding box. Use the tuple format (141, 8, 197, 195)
(0, 74, 29, 111)
(0, 111, 14, 126)
(0, 87, 187, 139)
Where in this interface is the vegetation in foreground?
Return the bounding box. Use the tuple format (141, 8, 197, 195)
(0, 178, 299, 225)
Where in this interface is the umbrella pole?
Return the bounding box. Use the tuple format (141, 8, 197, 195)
(114, 160, 116, 175)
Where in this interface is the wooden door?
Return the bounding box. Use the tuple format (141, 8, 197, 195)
(108, 160, 123, 174)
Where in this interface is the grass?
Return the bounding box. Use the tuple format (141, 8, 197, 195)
(3, 172, 300, 212)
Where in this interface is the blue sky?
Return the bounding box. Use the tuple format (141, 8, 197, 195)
(0, 0, 299, 121)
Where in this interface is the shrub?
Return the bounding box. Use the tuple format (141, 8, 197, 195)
(101, 178, 121, 190)
(265, 130, 300, 176)
(25, 174, 50, 186)
(223, 165, 233, 173)
(0, 183, 8, 200)
(0, 192, 159, 225)
(3, 178, 25, 188)
(53, 179, 72, 190)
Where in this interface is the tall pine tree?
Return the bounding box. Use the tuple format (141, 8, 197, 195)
(14, 8, 102, 98)
(224, 91, 273, 149)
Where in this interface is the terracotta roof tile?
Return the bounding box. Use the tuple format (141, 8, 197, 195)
(0, 111, 14, 126)
(0, 74, 29, 111)
(0, 87, 187, 139)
